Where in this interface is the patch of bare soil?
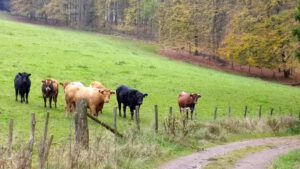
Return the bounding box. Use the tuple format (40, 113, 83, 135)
(160, 49, 300, 86)
(159, 137, 300, 169)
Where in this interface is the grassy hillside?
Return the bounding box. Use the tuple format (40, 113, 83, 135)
(0, 15, 300, 146)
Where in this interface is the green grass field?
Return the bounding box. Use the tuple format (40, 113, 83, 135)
(0, 14, 300, 141)
(0, 14, 300, 168)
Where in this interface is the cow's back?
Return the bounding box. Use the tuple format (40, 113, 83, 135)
(116, 85, 131, 102)
(178, 92, 192, 107)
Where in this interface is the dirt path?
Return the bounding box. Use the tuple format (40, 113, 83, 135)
(159, 137, 300, 169)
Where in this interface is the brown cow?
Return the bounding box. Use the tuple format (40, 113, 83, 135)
(178, 92, 201, 119)
(41, 79, 59, 108)
(74, 86, 112, 117)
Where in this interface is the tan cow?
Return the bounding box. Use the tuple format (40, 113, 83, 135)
(74, 86, 112, 117)
(60, 82, 84, 115)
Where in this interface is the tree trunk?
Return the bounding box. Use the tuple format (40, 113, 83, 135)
(283, 69, 290, 78)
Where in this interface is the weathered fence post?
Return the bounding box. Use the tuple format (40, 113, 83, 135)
(74, 99, 89, 150)
(39, 112, 53, 169)
(214, 107, 218, 121)
(154, 105, 158, 133)
(244, 106, 248, 118)
(270, 108, 274, 116)
(259, 105, 262, 119)
(28, 113, 36, 168)
(7, 119, 13, 157)
(135, 106, 140, 131)
(228, 106, 231, 119)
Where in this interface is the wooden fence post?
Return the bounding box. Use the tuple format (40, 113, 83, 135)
(39, 112, 53, 169)
(135, 106, 140, 131)
(244, 106, 248, 118)
(7, 119, 13, 157)
(214, 107, 218, 121)
(228, 106, 231, 119)
(154, 105, 158, 133)
(28, 113, 36, 168)
(270, 108, 274, 116)
(74, 99, 89, 150)
(259, 105, 262, 119)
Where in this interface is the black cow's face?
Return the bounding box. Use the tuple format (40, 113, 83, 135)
(130, 90, 148, 106)
(190, 93, 201, 104)
(19, 72, 31, 84)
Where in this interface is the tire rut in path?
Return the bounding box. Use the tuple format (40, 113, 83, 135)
(159, 137, 300, 169)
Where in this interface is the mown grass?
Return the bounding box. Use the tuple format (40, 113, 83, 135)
(271, 150, 300, 169)
(0, 13, 300, 168)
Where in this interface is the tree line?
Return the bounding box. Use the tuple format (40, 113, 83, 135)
(6, 0, 300, 78)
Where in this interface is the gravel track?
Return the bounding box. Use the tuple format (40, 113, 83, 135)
(159, 137, 300, 169)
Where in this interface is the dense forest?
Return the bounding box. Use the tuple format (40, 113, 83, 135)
(2, 0, 299, 77)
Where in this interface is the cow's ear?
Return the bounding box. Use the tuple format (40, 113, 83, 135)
(41, 80, 45, 84)
(198, 94, 201, 97)
(27, 73, 31, 77)
(18, 72, 22, 76)
(110, 90, 116, 94)
(190, 93, 194, 97)
(143, 93, 148, 98)
(99, 89, 105, 94)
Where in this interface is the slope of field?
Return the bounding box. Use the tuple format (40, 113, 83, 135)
(0, 15, 300, 146)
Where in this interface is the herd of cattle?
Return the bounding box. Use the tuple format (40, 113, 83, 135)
(14, 72, 201, 119)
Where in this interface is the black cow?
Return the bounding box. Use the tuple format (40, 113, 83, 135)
(116, 85, 148, 120)
(14, 72, 31, 104)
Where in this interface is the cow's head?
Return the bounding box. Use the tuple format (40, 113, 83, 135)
(18, 72, 31, 84)
(42, 79, 53, 94)
(99, 89, 115, 103)
(130, 90, 148, 106)
(190, 93, 201, 104)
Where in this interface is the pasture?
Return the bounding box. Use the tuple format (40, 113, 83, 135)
(0, 14, 300, 167)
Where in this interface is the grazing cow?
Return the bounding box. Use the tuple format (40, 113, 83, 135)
(41, 79, 59, 108)
(14, 72, 31, 104)
(116, 85, 148, 120)
(74, 87, 113, 117)
(178, 92, 201, 120)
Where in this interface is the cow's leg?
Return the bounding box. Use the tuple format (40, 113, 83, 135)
(54, 95, 57, 108)
(186, 109, 189, 120)
(118, 102, 122, 117)
(43, 97, 47, 108)
(49, 96, 52, 108)
(20, 93, 24, 103)
(15, 89, 18, 101)
(90, 105, 97, 117)
(123, 105, 127, 118)
(130, 107, 134, 120)
(25, 92, 29, 104)
(190, 108, 194, 120)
